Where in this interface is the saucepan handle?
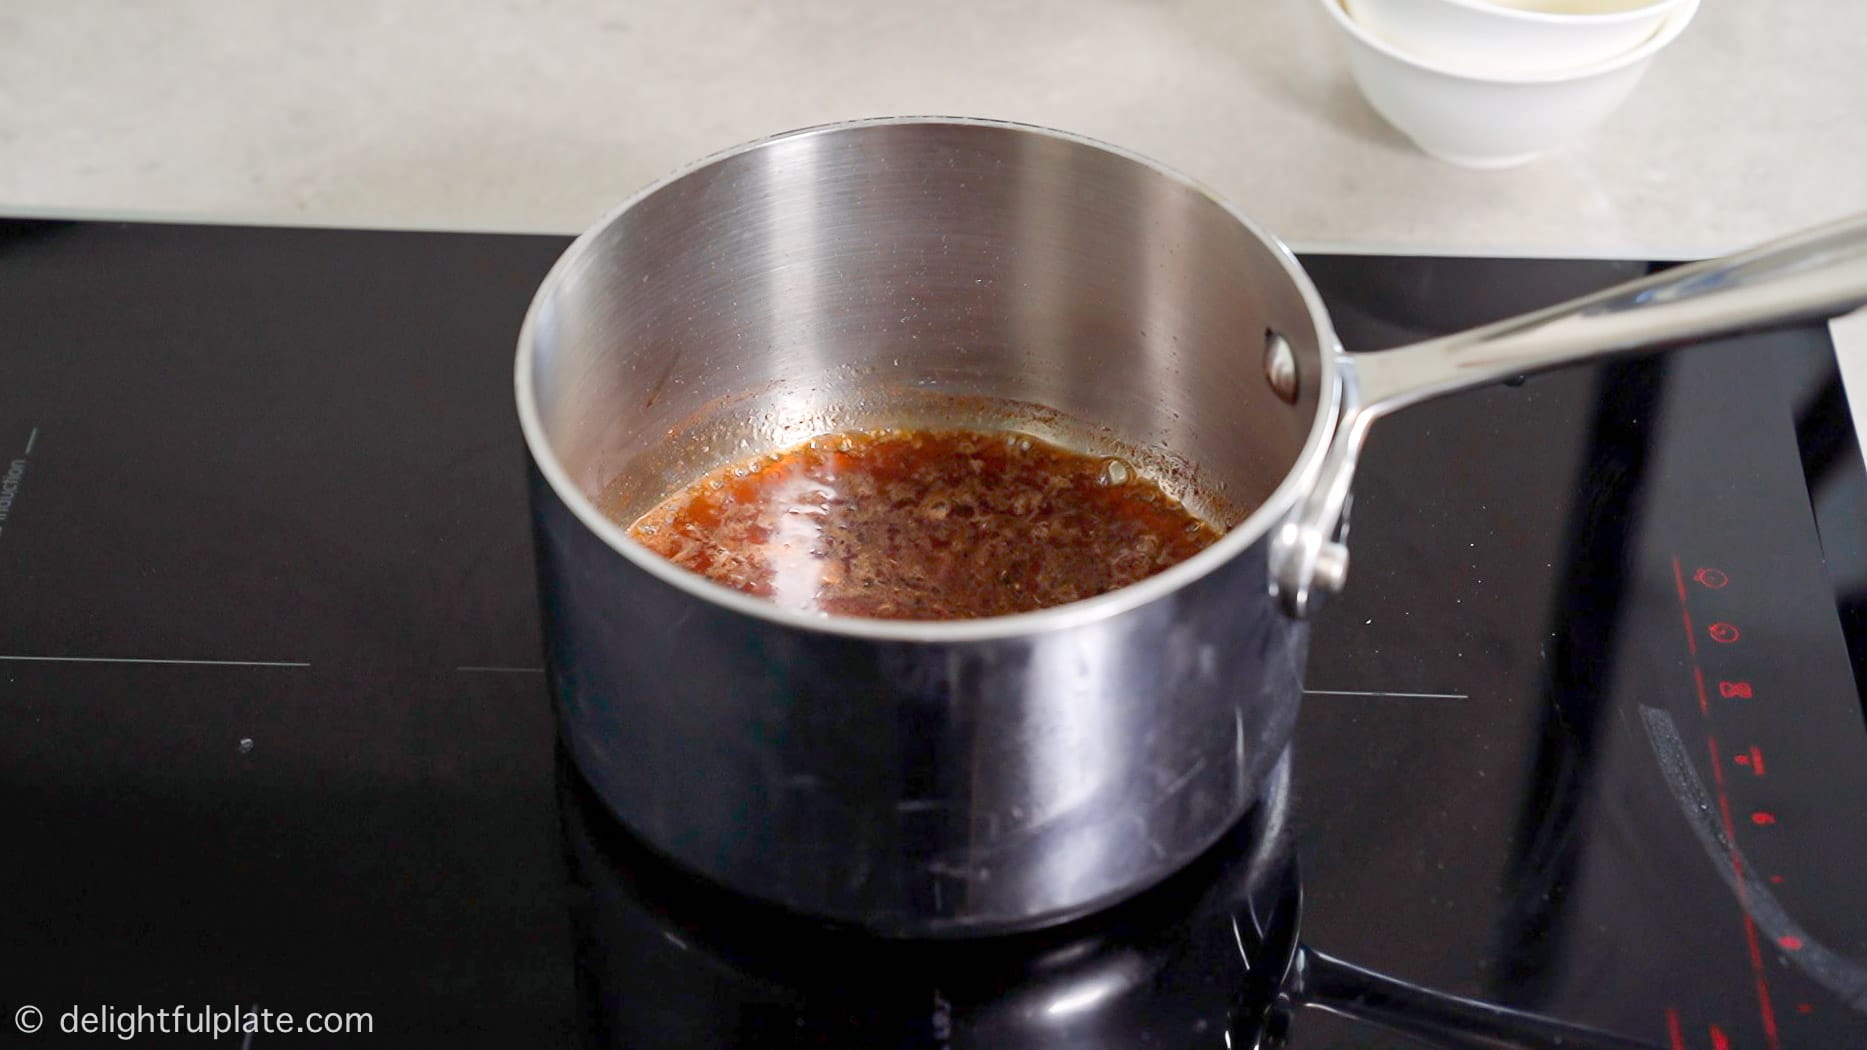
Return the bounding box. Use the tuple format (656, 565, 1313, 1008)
(1271, 211, 1867, 618)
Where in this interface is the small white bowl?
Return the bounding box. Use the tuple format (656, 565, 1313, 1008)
(1476, 0, 1680, 13)
(1321, 0, 1699, 168)
(1344, 0, 1688, 77)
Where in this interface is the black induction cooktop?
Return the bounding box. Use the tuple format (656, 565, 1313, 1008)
(0, 220, 1861, 1049)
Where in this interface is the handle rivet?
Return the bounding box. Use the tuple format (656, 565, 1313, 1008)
(1313, 541, 1351, 593)
(1265, 331, 1300, 405)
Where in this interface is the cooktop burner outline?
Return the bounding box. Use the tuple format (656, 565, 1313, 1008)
(449, 662, 1467, 699)
(0, 654, 311, 668)
(1300, 688, 1470, 699)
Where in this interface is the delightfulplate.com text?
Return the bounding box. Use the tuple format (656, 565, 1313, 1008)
(12, 1003, 373, 1040)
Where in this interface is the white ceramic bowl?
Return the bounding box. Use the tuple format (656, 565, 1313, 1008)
(1484, 0, 1676, 9)
(1322, 0, 1699, 168)
(1344, 0, 1687, 77)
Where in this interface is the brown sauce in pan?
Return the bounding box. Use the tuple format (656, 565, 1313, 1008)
(624, 428, 1222, 620)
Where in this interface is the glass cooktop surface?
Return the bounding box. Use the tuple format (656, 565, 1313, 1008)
(0, 221, 1861, 1048)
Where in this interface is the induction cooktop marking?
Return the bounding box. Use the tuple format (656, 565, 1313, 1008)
(0, 654, 309, 668)
(1301, 689, 1468, 700)
(1642, 705, 1867, 1020)
(455, 665, 545, 673)
(1663, 1007, 1685, 1050)
(1674, 558, 1700, 656)
(22, 427, 37, 455)
(1734, 746, 1767, 776)
(1708, 1023, 1731, 1050)
(1707, 728, 1782, 1046)
(1671, 554, 1783, 1049)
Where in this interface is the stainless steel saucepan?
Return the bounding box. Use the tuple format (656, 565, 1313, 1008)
(516, 117, 1867, 937)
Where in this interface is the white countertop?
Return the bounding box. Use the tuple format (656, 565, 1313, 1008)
(2, 0, 1863, 380)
